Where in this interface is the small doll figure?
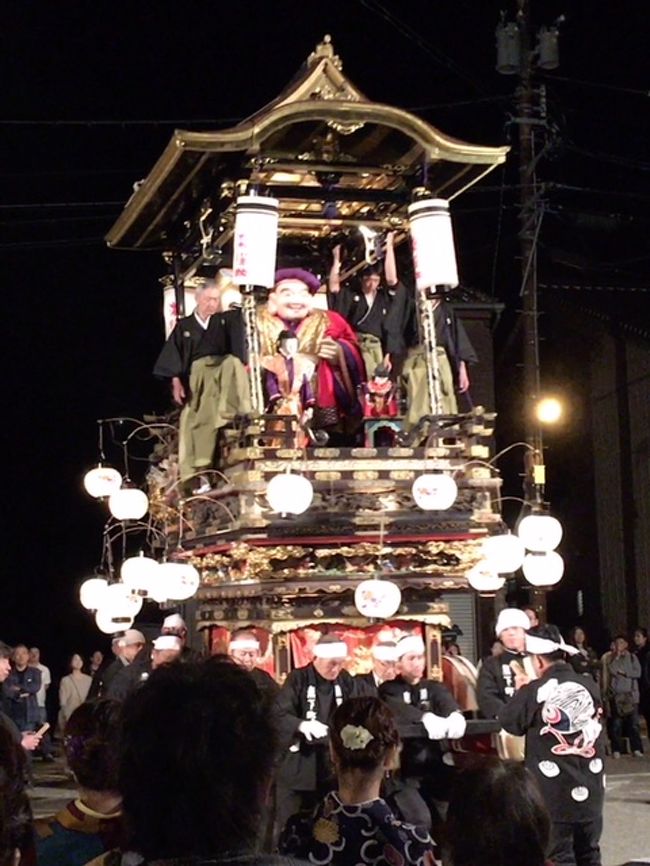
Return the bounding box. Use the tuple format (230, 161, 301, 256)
(363, 364, 398, 418)
(262, 330, 316, 447)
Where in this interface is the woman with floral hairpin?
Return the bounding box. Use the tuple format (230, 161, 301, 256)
(280, 695, 438, 866)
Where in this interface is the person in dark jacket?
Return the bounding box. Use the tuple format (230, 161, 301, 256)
(1, 645, 41, 734)
(88, 637, 128, 700)
(106, 659, 303, 866)
(477, 607, 533, 719)
(379, 634, 466, 829)
(353, 641, 398, 692)
(153, 275, 249, 484)
(105, 631, 150, 702)
(273, 634, 367, 833)
(0, 720, 35, 866)
(499, 625, 605, 866)
(567, 627, 600, 682)
(0, 643, 42, 753)
(228, 628, 279, 704)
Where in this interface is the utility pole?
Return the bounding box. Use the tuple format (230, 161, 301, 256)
(496, 2, 563, 614)
(497, 1, 562, 499)
(516, 0, 542, 459)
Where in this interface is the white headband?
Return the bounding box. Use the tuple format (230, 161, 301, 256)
(229, 638, 260, 651)
(372, 644, 398, 662)
(396, 636, 425, 657)
(526, 634, 579, 656)
(152, 635, 182, 651)
(313, 641, 348, 659)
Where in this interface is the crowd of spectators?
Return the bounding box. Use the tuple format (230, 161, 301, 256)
(1, 614, 649, 866)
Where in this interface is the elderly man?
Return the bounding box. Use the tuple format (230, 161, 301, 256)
(499, 625, 605, 866)
(2, 644, 41, 738)
(228, 627, 279, 702)
(354, 640, 399, 691)
(106, 629, 149, 701)
(151, 635, 182, 670)
(259, 269, 365, 433)
(0, 642, 42, 752)
(161, 613, 201, 662)
(273, 633, 366, 831)
(379, 634, 466, 829)
(154, 272, 250, 483)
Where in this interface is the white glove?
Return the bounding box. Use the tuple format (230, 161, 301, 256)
(298, 719, 329, 741)
(421, 712, 449, 740)
(445, 711, 467, 740)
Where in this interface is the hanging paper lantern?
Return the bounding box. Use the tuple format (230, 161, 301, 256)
(482, 533, 526, 574)
(517, 514, 563, 552)
(232, 195, 279, 288)
(121, 553, 159, 597)
(108, 485, 149, 521)
(266, 473, 314, 515)
(408, 198, 459, 290)
(522, 551, 565, 586)
(156, 562, 201, 602)
(83, 465, 122, 499)
(94, 583, 142, 633)
(79, 577, 108, 610)
(95, 608, 134, 635)
(354, 579, 402, 619)
(411, 474, 458, 511)
(467, 561, 506, 594)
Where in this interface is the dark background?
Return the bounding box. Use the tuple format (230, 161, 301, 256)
(3, 2, 649, 681)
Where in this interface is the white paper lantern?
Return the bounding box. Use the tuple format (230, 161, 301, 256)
(522, 551, 564, 586)
(83, 465, 123, 499)
(266, 473, 314, 515)
(408, 198, 459, 289)
(148, 566, 171, 604)
(411, 474, 458, 511)
(354, 579, 402, 619)
(108, 487, 149, 521)
(95, 608, 134, 634)
(156, 562, 201, 601)
(482, 533, 526, 574)
(79, 577, 108, 610)
(104, 582, 143, 615)
(517, 514, 563, 552)
(232, 195, 279, 288)
(467, 561, 506, 593)
(94, 583, 142, 633)
(121, 553, 159, 597)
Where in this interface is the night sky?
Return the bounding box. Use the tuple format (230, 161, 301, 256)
(3, 2, 649, 677)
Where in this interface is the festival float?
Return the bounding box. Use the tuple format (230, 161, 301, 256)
(82, 36, 549, 709)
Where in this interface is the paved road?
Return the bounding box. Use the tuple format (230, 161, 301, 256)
(28, 753, 650, 864)
(601, 755, 650, 866)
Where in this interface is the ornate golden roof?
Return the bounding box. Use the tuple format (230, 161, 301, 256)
(106, 35, 509, 251)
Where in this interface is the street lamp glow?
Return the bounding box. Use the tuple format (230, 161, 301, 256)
(535, 397, 563, 424)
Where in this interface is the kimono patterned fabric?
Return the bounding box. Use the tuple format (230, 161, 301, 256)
(280, 791, 439, 866)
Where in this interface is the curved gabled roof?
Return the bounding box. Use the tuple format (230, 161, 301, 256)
(107, 35, 509, 251)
